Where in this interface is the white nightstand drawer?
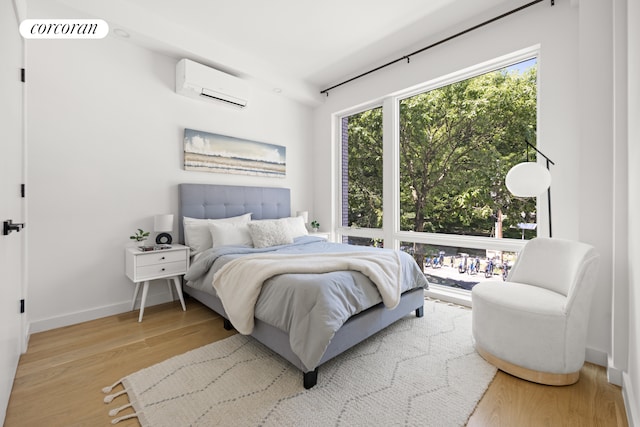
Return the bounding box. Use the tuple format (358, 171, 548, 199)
(136, 260, 186, 280)
(136, 250, 185, 267)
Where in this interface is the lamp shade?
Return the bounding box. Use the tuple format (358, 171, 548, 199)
(154, 214, 174, 232)
(505, 162, 551, 197)
(296, 210, 309, 223)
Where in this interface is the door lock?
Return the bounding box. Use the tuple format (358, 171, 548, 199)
(3, 219, 25, 235)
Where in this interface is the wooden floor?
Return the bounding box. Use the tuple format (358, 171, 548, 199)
(5, 298, 628, 427)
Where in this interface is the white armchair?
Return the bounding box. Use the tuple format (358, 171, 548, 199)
(471, 237, 599, 385)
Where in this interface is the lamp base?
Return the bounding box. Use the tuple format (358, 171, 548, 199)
(156, 232, 173, 245)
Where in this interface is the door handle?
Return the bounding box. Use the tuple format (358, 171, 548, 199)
(3, 219, 25, 235)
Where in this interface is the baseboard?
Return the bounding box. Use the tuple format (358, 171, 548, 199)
(29, 292, 175, 334)
(623, 372, 638, 427)
(585, 346, 608, 367)
(22, 322, 30, 354)
(607, 355, 624, 386)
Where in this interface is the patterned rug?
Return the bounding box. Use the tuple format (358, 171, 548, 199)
(103, 300, 496, 426)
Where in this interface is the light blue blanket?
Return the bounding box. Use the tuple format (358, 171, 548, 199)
(184, 236, 428, 370)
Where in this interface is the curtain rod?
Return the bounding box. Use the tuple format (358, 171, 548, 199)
(320, 0, 552, 96)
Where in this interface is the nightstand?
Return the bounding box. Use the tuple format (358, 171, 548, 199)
(309, 232, 330, 241)
(125, 244, 190, 322)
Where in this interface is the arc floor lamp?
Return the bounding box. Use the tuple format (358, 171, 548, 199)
(505, 141, 555, 237)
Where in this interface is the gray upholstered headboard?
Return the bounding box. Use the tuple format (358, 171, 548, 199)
(178, 183, 291, 244)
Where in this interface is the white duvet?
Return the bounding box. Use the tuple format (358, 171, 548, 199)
(212, 251, 402, 335)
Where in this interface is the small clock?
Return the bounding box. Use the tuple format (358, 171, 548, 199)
(156, 232, 173, 245)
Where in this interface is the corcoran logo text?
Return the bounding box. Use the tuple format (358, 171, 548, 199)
(20, 19, 109, 39)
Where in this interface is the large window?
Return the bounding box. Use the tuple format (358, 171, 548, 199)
(399, 60, 538, 238)
(341, 107, 383, 229)
(340, 106, 384, 246)
(399, 59, 537, 267)
(338, 55, 538, 294)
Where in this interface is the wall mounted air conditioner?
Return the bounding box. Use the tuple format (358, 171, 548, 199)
(175, 58, 248, 108)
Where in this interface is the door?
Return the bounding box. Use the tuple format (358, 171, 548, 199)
(0, 0, 25, 423)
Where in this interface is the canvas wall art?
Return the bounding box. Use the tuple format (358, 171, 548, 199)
(183, 128, 286, 177)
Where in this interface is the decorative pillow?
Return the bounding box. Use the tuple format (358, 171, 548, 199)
(208, 221, 253, 248)
(281, 215, 308, 238)
(183, 213, 251, 254)
(247, 219, 294, 248)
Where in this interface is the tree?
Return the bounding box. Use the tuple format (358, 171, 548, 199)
(344, 64, 538, 262)
(398, 67, 538, 240)
(345, 108, 383, 228)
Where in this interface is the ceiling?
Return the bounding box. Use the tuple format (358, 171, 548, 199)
(54, 0, 523, 105)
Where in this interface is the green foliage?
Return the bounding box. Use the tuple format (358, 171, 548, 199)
(130, 228, 150, 242)
(346, 65, 538, 239)
(345, 108, 384, 228)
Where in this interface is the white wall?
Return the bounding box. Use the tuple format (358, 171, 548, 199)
(312, 0, 614, 364)
(610, 0, 629, 392)
(625, 0, 640, 420)
(26, 1, 314, 332)
(577, 0, 615, 369)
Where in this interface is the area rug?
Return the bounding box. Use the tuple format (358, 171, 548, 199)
(103, 300, 496, 426)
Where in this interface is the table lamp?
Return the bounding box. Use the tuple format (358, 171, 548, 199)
(154, 214, 174, 244)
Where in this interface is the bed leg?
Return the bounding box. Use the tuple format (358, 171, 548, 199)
(303, 368, 318, 389)
(416, 306, 424, 318)
(223, 318, 233, 331)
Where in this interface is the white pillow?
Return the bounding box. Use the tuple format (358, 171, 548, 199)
(208, 221, 253, 248)
(247, 219, 294, 248)
(281, 216, 308, 238)
(183, 213, 251, 254)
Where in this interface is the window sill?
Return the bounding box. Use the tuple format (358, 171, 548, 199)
(425, 284, 472, 308)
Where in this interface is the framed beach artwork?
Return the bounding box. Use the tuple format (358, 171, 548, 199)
(183, 128, 286, 177)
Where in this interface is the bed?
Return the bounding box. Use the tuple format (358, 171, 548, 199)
(179, 183, 428, 389)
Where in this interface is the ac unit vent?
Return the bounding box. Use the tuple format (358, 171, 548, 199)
(176, 59, 248, 108)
